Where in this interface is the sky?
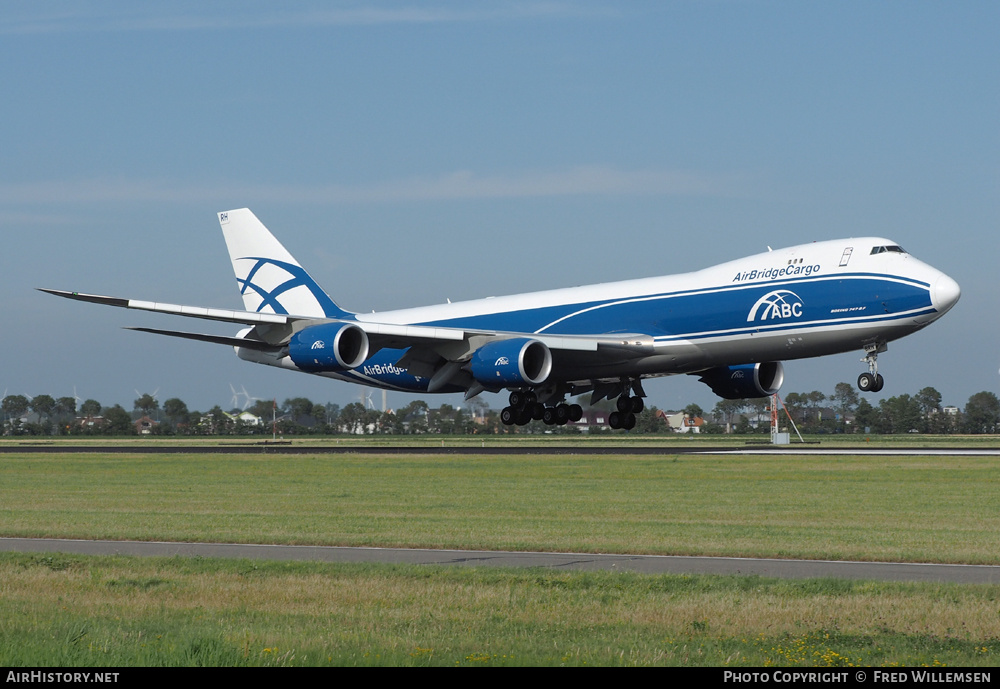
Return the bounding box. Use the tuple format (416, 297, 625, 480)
(2, 1, 997, 415)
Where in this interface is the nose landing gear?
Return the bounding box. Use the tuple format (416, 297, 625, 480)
(857, 341, 887, 393)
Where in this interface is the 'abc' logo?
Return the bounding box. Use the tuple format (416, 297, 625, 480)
(747, 290, 804, 322)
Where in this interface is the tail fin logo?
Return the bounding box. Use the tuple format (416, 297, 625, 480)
(747, 290, 804, 322)
(235, 256, 344, 318)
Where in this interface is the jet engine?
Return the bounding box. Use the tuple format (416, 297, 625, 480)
(696, 362, 784, 399)
(469, 338, 552, 387)
(288, 322, 370, 372)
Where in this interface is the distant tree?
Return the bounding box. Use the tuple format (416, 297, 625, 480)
(80, 399, 102, 417)
(734, 415, 755, 435)
(2, 394, 30, 431)
(248, 399, 277, 424)
(876, 394, 923, 434)
(830, 382, 859, 418)
(633, 406, 665, 433)
(134, 393, 159, 417)
(362, 407, 381, 434)
(712, 399, 746, 432)
(104, 405, 135, 435)
(806, 391, 827, 408)
(397, 400, 429, 434)
(683, 403, 704, 419)
(284, 397, 314, 422)
(163, 398, 190, 428)
(853, 398, 877, 433)
(915, 387, 942, 417)
(30, 394, 56, 422)
(339, 402, 366, 435)
(204, 406, 232, 434)
(963, 391, 1000, 434)
(54, 396, 77, 417)
(782, 393, 807, 424)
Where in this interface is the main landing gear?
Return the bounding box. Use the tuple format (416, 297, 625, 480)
(857, 342, 887, 393)
(500, 390, 583, 427)
(608, 393, 644, 430)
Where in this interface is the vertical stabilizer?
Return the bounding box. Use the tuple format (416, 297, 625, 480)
(218, 209, 350, 318)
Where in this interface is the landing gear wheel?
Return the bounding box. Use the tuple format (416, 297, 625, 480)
(616, 396, 632, 413)
(555, 404, 570, 425)
(631, 397, 644, 414)
(858, 372, 885, 393)
(568, 404, 583, 422)
(501, 406, 516, 425)
(609, 411, 622, 429)
(623, 413, 637, 430)
(531, 403, 545, 421)
(858, 373, 875, 392)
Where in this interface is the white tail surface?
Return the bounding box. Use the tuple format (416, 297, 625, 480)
(218, 209, 347, 318)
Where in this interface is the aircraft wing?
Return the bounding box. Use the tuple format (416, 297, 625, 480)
(40, 288, 656, 389)
(39, 288, 468, 345)
(38, 288, 291, 326)
(40, 287, 651, 352)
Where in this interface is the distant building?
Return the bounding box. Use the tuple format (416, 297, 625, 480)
(134, 416, 158, 435)
(660, 410, 705, 433)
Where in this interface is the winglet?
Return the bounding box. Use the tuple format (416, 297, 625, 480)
(218, 209, 351, 319)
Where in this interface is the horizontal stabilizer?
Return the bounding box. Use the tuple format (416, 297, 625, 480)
(125, 327, 284, 351)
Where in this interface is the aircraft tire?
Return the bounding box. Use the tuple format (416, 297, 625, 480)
(872, 374, 885, 393)
(858, 373, 875, 392)
(501, 406, 516, 425)
(568, 404, 583, 422)
(616, 396, 632, 413)
(609, 411, 622, 429)
(630, 396, 645, 413)
(623, 413, 636, 430)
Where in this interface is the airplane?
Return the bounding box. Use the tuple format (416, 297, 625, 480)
(41, 208, 961, 430)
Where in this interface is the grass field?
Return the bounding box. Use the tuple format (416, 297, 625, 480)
(2, 439, 999, 666)
(2, 552, 998, 667)
(2, 447, 999, 563)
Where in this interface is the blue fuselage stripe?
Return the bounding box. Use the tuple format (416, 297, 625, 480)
(411, 273, 934, 341)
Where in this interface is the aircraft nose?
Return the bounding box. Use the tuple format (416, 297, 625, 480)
(931, 273, 961, 314)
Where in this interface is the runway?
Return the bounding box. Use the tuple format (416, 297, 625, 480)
(3, 537, 999, 584)
(3, 443, 1000, 455)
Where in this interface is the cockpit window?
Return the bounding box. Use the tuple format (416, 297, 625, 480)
(870, 245, 907, 255)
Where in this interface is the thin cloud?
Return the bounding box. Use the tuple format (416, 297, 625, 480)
(0, 2, 613, 35)
(0, 167, 747, 206)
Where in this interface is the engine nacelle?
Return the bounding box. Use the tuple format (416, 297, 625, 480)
(288, 322, 370, 372)
(468, 338, 552, 387)
(696, 362, 784, 399)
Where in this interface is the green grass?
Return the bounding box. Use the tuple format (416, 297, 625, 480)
(4, 444, 1000, 666)
(8, 433, 1000, 448)
(2, 450, 1000, 563)
(1, 552, 997, 667)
